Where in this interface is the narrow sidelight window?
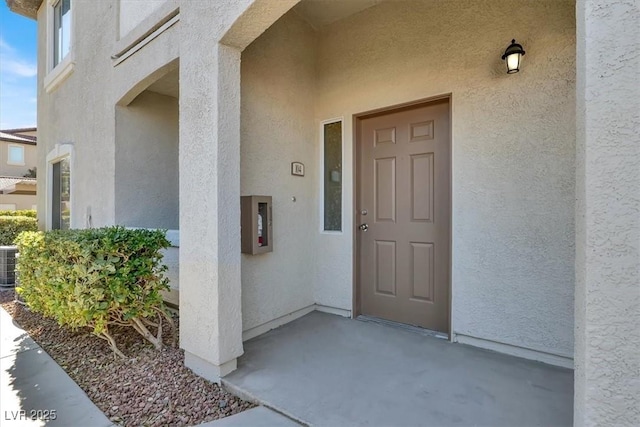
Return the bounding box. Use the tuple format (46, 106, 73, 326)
(53, 0, 71, 67)
(323, 120, 342, 232)
(52, 158, 70, 230)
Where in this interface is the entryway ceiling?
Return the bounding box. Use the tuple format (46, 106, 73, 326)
(294, 0, 383, 28)
(147, 68, 179, 99)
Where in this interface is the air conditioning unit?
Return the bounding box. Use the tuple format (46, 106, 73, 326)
(0, 246, 17, 288)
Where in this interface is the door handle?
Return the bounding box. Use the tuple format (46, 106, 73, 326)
(359, 223, 369, 232)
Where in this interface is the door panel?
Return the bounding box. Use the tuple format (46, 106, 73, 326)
(358, 100, 450, 333)
(375, 240, 396, 296)
(375, 157, 396, 222)
(410, 242, 434, 302)
(410, 153, 434, 222)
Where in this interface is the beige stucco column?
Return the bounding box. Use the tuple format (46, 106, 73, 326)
(178, 6, 244, 381)
(575, 0, 640, 425)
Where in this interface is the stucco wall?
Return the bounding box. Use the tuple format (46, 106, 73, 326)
(118, 0, 167, 39)
(35, 0, 180, 231)
(240, 11, 317, 331)
(115, 90, 179, 229)
(0, 194, 37, 211)
(575, 0, 640, 424)
(311, 0, 576, 358)
(0, 141, 37, 177)
(36, 1, 116, 230)
(161, 245, 179, 306)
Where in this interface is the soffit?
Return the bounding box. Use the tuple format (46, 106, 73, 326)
(5, 0, 42, 19)
(146, 68, 179, 99)
(293, 0, 383, 29)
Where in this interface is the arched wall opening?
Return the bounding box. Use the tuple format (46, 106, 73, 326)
(114, 62, 179, 230)
(114, 61, 180, 306)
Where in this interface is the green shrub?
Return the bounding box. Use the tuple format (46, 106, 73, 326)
(0, 209, 37, 218)
(15, 226, 172, 357)
(0, 216, 38, 246)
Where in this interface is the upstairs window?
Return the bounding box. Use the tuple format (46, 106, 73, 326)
(45, 0, 74, 92)
(53, 0, 71, 67)
(7, 145, 25, 165)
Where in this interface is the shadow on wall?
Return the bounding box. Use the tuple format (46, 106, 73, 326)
(114, 90, 179, 230)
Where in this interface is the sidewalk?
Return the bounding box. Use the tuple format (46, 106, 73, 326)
(0, 305, 113, 426)
(1, 305, 298, 427)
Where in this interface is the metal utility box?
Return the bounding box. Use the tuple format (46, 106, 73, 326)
(241, 196, 273, 255)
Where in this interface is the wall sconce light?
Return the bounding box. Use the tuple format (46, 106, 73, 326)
(501, 39, 525, 74)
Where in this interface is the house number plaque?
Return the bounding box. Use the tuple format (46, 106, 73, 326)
(291, 162, 305, 177)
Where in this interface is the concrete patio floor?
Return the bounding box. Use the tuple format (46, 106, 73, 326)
(224, 312, 573, 427)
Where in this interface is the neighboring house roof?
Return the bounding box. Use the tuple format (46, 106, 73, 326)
(0, 129, 37, 145)
(0, 176, 37, 195)
(2, 127, 36, 134)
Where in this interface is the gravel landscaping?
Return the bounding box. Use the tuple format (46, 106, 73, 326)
(0, 289, 254, 426)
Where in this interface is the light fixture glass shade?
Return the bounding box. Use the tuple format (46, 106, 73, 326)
(502, 39, 525, 74)
(506, 52, 522, 73)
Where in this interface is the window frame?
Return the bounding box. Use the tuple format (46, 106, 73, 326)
(319, 117, 345, 234)
(53, 0, 71, 68)
(46, 144, 74, 230)
(44, 0, 75, 93)
(7, 144, 25, 166)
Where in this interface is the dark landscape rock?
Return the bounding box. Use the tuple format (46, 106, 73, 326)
(0, 290, 255, 426)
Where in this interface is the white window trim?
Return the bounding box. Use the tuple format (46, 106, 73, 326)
(46, 143, 74, 230)
(44, 0, 75, 93)
(7, 144, 26, 166)
(319, 117, 345, 235)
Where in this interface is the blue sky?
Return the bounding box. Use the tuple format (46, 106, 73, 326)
(0, 1, 37, 129)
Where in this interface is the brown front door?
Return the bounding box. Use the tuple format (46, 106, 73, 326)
(357, 99, 450, 333)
